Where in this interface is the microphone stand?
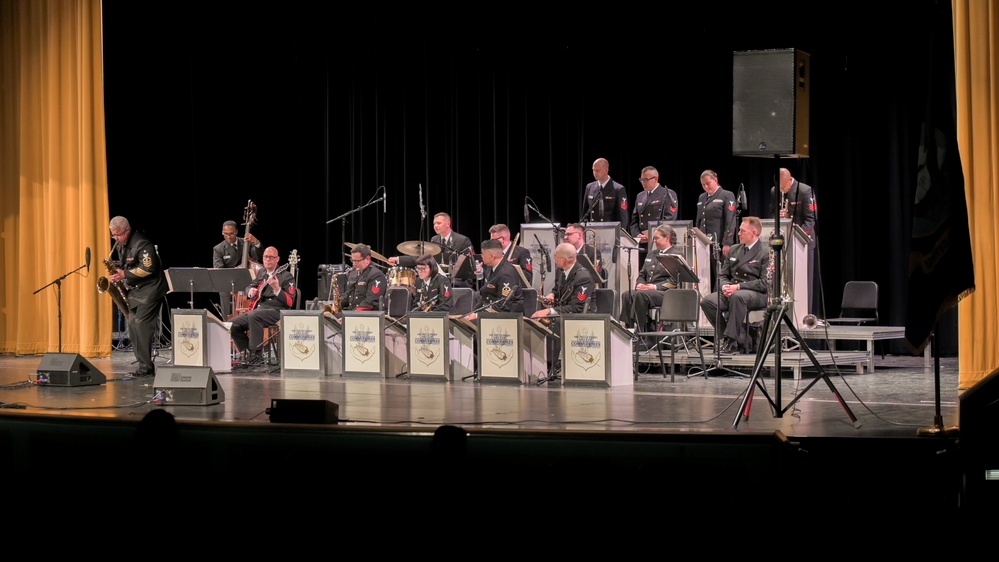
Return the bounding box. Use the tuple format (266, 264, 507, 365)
(34, 258, 89, 353)
(526, 197, 562, 293)
(327, 193, 386, 268)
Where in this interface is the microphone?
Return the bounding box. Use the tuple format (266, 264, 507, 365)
(383, 188, 387, 214)
(524, 197, 530, 223)
(85, 247, 91, 272)
(739, 183, 748, 211)
(543, 246, 552, 272)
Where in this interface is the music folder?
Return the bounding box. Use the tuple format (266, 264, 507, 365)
(656, 254, 699, 284)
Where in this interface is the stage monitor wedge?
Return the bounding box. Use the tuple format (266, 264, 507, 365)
(732, 48, 810, 158)
(36, 353, 107, 386)
(153, 366, 225, 406)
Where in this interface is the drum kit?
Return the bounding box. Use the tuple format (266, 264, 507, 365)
(344, 240, 443, 294)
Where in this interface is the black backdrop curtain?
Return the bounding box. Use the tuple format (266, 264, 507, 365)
(101, 1, 958, 354)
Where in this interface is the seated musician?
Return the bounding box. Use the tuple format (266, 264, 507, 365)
(466, 239, 524, 321)
(619, 224, 681, 337)
(230, 246, 297, 366)
(700, 216, 770, 354)
(387, 212, 476, 288)
(413, 253, 453, 312)
(529, 243, 594, 379)
(341, 243, 388, 312)
(483, 223, 533, 284)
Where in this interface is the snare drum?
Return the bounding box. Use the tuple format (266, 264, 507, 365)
(387, 266, 416, 293)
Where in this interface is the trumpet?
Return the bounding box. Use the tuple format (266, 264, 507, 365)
(97, 241, 130, 320)
(802, 314, 826, 328)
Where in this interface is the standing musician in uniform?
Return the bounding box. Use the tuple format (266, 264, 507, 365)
(229, 246, 297, 366)
(696, 169, 738, 292)
(108, 216, 168, 378)
(619, 224, 682, 340)
(773, 167, 818, 314)
(212, 219, 262, 317)
(413, 253, 453, 313)
(582, 157, 629, 228)
(466, 239, 524, 321)
(342, 243, 388, 312)
(629, 165, 678, 245)
(563, 222, 605, 286)
(700, 217, 770, 355)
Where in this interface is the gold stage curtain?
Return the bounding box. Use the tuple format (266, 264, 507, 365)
(0, 0, 110, 357)
(954, 0, 999, 389)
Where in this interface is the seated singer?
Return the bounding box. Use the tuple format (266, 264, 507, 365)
(230, 247, 297, 366)
(699, 216, 770, 355)
(619, 224, 681, 337)
(466, 239, 523, 321)
(341, 243, 387, 312)
(413, 253, 453, 312)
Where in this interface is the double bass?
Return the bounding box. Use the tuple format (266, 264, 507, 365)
(231, 200, 265, 318)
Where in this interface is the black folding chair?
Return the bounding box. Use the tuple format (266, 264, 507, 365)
(634, 289, 706, 382)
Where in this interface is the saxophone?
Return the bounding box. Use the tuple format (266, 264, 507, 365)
(97, 241, 130, 320)
(322, 272, 344, 317)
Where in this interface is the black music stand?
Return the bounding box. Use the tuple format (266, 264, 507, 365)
(656, 254, 698, 285)
(577, 253, 603, 289)
(451, 254, 474, 285)
(209, 268, 254, 316)
(165, 268, 215, 310)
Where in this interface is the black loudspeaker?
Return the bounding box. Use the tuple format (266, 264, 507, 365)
(266, 399, 339, 424)
(36, 353, 107, 386)
(732, 49, 810, 157)
(152, 366, 225, 406)
(960, 367, 999, 507)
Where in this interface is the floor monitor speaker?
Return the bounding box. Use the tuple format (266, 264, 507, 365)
(152, 366, 225, 406)
(732, 49, 810, 157)
(36, 353, 107, 386)
(267, 399, 339, 424)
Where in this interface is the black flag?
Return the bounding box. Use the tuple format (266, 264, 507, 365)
(904, 11, 975, 354)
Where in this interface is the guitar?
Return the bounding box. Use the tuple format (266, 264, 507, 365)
(288, 249, 300, 277)
(241, 200, 264, 277)
(248, 262, 290, 311)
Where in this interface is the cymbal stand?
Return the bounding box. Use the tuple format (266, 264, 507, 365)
(732, 228, 859, 429)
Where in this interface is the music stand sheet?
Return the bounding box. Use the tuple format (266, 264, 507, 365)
(656, 254, 699, 284)
(165, 268, 216, 293)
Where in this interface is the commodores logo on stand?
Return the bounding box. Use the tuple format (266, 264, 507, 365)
(570, 328, 601, 371)
(485, 326, 513, 368)
(415, 325, 442, 366)
(288, 322, 316, 361)
(177, 320, 200, 358)
(348, 323, 376, 363)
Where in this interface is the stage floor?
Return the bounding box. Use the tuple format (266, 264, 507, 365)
(0, 346, 969, 512)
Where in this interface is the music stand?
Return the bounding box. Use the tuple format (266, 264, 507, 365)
(656, 254, 698, 285)
(165, 268, 215, 309)
(451, 254, 474, 284)
(577, 253, 604, 288)
(209, 268, 254, 316)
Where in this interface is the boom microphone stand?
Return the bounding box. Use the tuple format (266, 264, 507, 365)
(34, 248, 91, 353)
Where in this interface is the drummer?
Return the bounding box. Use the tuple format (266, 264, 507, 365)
(342, 243, 388, 312)
(387, 212, 476, 288)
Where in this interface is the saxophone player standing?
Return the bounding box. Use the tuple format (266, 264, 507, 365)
(108, 216, 168, 378)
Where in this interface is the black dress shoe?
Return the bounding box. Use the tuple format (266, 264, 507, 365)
(719, 339, 740, 354)
(128, 369, 154, 378)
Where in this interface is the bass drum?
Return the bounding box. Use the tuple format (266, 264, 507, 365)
(387, 266, 416, 293)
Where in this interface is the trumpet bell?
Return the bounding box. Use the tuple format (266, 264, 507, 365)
(802, 314, 826, 328)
